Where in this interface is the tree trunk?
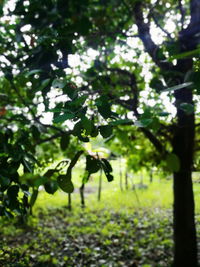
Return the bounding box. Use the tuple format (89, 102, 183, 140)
(125, 170, 129, 190)
(119, 157, 123, 191)
(67, 193, 72, 211)
(149, 170, 153, 183)
(98, 169, 102, 201)
(172, 84, 197, 266)
(173, 171, 197, 266)
(80, 183, 85, 208)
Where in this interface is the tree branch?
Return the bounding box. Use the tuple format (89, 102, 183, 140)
(178, 0, 185, 30)
(179, 0, 200, 50)
(140, 128, 165, 154)
(151, 13, 173, 40)
(133, 2, 172, 70)
(147, 0, 173, 40)
(37, 130, 72, 145)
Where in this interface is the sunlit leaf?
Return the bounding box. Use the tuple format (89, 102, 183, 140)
(162, 82, 193, 92)
(134, 119, 153, 128)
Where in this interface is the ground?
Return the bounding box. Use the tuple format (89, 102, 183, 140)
(1, 167, 200, 267)
(0, 206, 173, 267)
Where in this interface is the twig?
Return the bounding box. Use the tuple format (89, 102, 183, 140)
(151, 13, 173, 40)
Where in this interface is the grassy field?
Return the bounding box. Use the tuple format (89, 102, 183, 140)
(1, 162, 200, 267)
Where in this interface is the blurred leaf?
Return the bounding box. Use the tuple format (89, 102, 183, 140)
(134, 119, 153, 128)
(57, 174, 74, 193)
(158, 112, 170, 117)
(73, 95, 87, 106)
(53, 113, 75, 123)
(44, 169, 58, 178)
(101, 158, 113, 182)
(44, 181, 58, 194)
(25, 69, 42, 77)
(86, 155, 101, 174)
(90, 125, 99, 137)
(81, 117, 93, 135)
(109, 119, 132, 126)
(7, 185, 19, 199)
(0, 176, 10, 190)
(60, 133, 70, 151)
(180, 103, 194, 115)
(150, 77, 165, 92)
(96, 96, 112, 119)
(169, 47, 200, 61)
(39, 78, 51, 90)
(162, 82, 193, 92)
(29, 189, 38, 207)
(99, 125, 113, 138)
(52, 79, 67, 88)
(101, 158, 112, 172)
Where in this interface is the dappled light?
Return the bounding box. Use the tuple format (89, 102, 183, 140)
(0, 0, 200, 266)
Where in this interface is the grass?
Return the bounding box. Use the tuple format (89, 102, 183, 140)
(1, 162, 200, 266)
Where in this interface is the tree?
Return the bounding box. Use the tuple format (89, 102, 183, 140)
(0, 0, 200, 266)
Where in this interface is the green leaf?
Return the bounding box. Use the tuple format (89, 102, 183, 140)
(180, 103, 194, 115)
(90, 125, 99, 137)
(31, 125, 40, 141)
(86, 155, 101, 174)
(97, 104, 112, 119)
(168, 47, 200, 61)
(81, 117, 93, 135)
(7, 185, 19, 199)
(57, 174, 74, 193)
(109, 119, 132, 126)
(34, 177, 48, 188)
(101, 158, 113, 182)
(63, 84, 78, 99)
(73, 121, 90, 142)
(44, 181, 58, 194)
(162, 82, 193, 92)
(158, 112, 170, 117)
(149, 77, 165, 92)
(99, 125, 113, 138)
(105, 173, 114, 182)
(96, 96, 112, 119)
(134, 119, 153, 128)
(39, 78, 51, 90)
(25, 69, 42, 77)
(101, 158, 112, 172)
(44, 169, 57, 178)
(52, 79, 67, 88)
(60, 133, 70, 151)
(53, 113, 75, 123)
(78, 135, 90, 142)
(23, 159, 33, 173)
(0, 176, 10, 189)
(73, 121, 83, 135)
(166, 153, 180, 172)
(29, 189, 38, 207)
(73, 95, 88, 106)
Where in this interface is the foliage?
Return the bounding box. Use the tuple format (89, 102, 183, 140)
(1, 0, 200, 264)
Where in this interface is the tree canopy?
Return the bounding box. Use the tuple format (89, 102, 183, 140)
(0, 0, 200, 265)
